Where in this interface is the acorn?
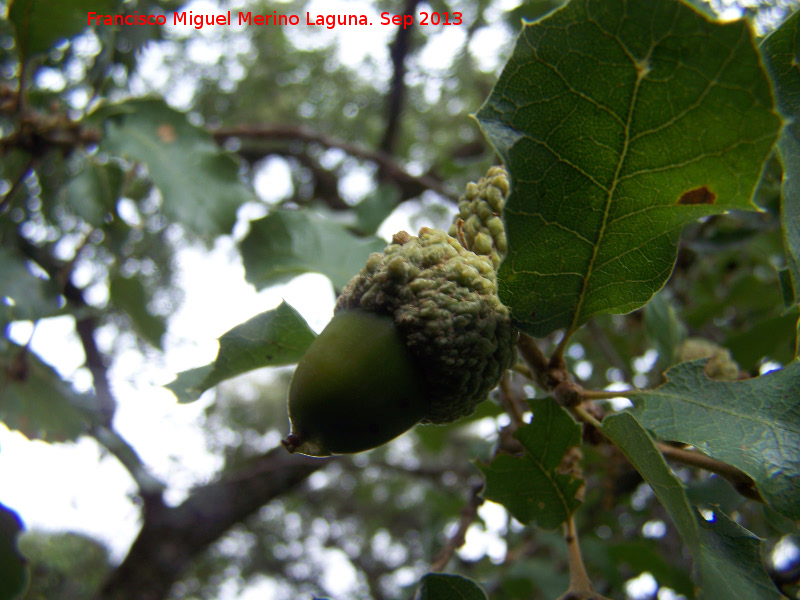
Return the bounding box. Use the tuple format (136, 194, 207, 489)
(281, 309, 427, 456)
(675, 337, 741, 381)
(282, 226, 518, 457)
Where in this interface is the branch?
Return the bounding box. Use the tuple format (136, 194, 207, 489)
(571, 404, 604, 431)
(13, 232, 162, 497)
(430, 481, 484, 572)
(74, 315, 117, 425)
(0, 154, 36, 215)
(557, 515, 613, 600)
(516, 333, 550, 390)
(379, 0, 420, 155)
(286, 149, 348, 209)
(570, 405, 764, 504)
(581, 389, 632, 401)
(95, 448, 326, 600)
(563, 515, 592, 595)
(91, 425, 165, 498)
(210, 124, 457, 201)
(0, 111, 100, 156)
(517, 333, 586, 410)
(656, 443, 764, 503)
(499, 371, 525, 427)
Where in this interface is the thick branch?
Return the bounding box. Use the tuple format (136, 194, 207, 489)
(96, 449, 326, 600)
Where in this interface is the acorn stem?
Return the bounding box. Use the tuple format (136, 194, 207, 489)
(281, 434, 302, 454)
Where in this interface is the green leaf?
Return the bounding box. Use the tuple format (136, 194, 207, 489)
(0, 341, 91, 443)
(627, 360, 800, 519)
(166, 301, 316, 403)
(354, 184, 400, 236)
(604, 413, 701, 544)
(779, 267, 797, 308)
(417, 573, 488, 600)
(480, 0, 781, 337)
(62, 161, 123, 227)
(694, 510, 783, 600)
(8, 0, 116, 59)
(725, 308, 799, 368)
(603, 413, 783, 600)
(240, 210, 386, 291)
(16, 531, 111, 599)
(93, 99, 253, 238)
(0, 504, 27, 600)
(479, 398, 583, 529)
(0, 248, 62, 326)
(108, 272, 166, 349)
(761, 11, 800, 309)
(763, 504, 800, 535)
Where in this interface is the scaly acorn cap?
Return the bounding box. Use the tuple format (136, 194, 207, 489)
(336, 227, 518, 424)
(448, 165, 509, 270)
(675, 337, 741, 381)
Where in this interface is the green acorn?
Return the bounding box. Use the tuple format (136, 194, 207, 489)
(283, 226, 518, 457)
(282, 309, 427, 456)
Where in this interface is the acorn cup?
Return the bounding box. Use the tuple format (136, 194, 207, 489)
(282, 169, 517, 457)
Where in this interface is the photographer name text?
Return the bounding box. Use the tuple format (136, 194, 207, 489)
(87, 10, 464, 29)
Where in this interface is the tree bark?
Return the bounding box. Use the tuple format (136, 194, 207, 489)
(95, 449, 327, 600)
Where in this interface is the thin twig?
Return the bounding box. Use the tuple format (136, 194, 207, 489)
(557, 514, 613, 600)
(92, 425, 165, 498)
(499, 371, 525, 427)
(571, 405, 765, 504)
(572, 404, 605, 431)
(0, 154, 36, 215)
(510, 361, 534, 379)
(516, 333, 550, 389)
(581, 389, 633, 401)
(430, 482, 484, 572)
(552, 330, 572, 365)
(657, 443, 764, 503)
(564, 515, 592, 592)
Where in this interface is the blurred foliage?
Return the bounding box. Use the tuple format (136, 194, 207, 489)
(1, 0, 799, 599)
(18, 531, 111, 600)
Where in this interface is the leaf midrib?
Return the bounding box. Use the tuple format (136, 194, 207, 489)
(567, 48, 650, 336)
